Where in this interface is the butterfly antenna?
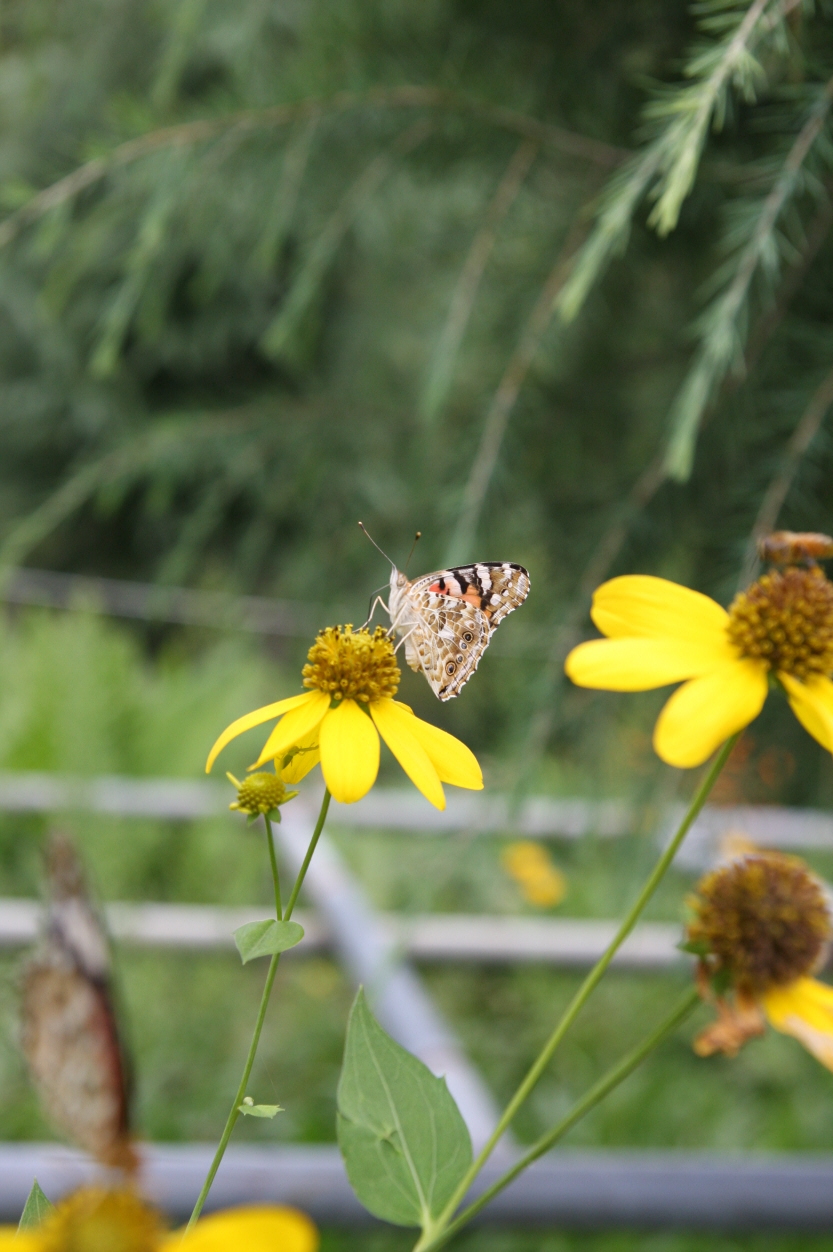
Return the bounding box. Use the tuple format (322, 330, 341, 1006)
(404, 531, 422, 574)
(358, 521, 395, 568)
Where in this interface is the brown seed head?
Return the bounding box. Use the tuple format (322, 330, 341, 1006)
(687, 852, 831, 996)
(302, 625, 400, 703)
(727, 566, 833, 679)
(230, 771, 288, 815)
(38, 1187, 163, 1252)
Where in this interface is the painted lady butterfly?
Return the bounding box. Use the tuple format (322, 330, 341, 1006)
(387, 561, 530, 699)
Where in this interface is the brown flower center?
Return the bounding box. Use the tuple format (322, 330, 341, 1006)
(302, 625, 400, 703)
(727, 566, 833, 679)
(687, 853, 831, 995)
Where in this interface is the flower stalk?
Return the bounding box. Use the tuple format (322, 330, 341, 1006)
(186, 789, 332, 1229)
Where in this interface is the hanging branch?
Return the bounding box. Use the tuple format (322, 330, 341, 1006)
(664, 75, 833, 480)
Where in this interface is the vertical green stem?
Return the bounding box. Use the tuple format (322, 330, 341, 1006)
(428, 734, 737, 1238)
(186, 788, 332, 1229)
(265, 815, 283, 920)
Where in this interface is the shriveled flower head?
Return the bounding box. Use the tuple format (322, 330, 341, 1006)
(685, 850, 833, 1073)
(227, 770, 294, 816)
(687, 852, 830, 996)
(206, 625, 482, 809)
(564, 534, 833, 768)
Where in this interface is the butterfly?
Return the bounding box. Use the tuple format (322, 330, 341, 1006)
(387, 561, 530, 699)
(20, 832, 135, 1170)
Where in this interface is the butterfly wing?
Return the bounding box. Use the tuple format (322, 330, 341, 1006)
(399, 562, 529, 700)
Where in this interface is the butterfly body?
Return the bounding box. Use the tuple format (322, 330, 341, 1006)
(388, 561, 530, 700)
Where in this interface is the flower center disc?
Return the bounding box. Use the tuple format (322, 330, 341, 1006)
(303, 625, 400, 702)
(727, 566, 833, 678)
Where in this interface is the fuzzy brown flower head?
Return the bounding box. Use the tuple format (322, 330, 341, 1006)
(38, 1187, 162, 1252)
(687, 853, 831, 996)
(302, 625, 400, 703)
(727, 566, 833, 680)
(229, 771, 288, 815)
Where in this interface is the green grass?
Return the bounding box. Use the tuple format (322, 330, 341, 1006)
(3, 609, 833, 1251)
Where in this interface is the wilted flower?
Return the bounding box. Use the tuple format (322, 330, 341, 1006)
(565, 562, 833, 768)
(685, 851, 833, 1069)
(207, 625, 482, 809)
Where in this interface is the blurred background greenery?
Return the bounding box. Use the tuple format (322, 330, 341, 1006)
(3, 0, 833, 1246)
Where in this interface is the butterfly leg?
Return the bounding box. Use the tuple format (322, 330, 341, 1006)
(361, 594, 390, 629)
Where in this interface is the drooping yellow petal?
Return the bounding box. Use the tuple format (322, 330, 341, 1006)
(390, 702, 483, 790)
(370, 698, 446, 810)
(779, 673, 833, 754)
(762, 977, 833, 1072)
(163, 1205, 319, 1252)
(319, 699, 380, 803)
(565, 637, 733, 692)
(591, 575, 731, 646)
(653, 659, 768, 768)
(206, 693, 314, 773)
(253, 691, 330, 767)
(277, 728, 322, 784)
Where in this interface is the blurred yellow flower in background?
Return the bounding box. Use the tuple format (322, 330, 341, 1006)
(565, 567, 833, 768)
(207, 625, 482, 809)
(501, 841, 567, 908)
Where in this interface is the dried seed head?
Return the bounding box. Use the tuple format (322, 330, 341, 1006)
(39, 1187, 163, 1252)
(727, 566, 833, 680)
(302, 625, 400, 703)
(229, 771, 288, 815)
(687, 853, 831, 996)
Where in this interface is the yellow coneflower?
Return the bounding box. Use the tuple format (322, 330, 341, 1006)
(684, 850, 833, 1069)
(565, 562, 833, 768)
(206, 625, 482, 810)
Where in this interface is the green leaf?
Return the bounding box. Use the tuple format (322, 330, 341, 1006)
(239, 1096, 283, 1118)
(337, 988, 472, 1229)
(18, 1180, 53, 1230)
(678, 938, 710, 956)
(233, 919, 304, 963)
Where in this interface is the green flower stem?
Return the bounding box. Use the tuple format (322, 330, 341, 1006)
(415, 986, 700, 1252)
(265, 815, 283, 920)
(425, 733, 738, 1244)
(186, 788, 332, 1229)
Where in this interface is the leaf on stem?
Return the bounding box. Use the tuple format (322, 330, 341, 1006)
(233, 919, 304, 963)
(238, 1096, 283, 1118)
(18, 1179, 53, 1230)
(337, 988, 472, 1229)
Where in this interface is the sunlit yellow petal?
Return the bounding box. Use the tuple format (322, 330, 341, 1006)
(319, 699, 380, 803)
(565, 637, 733, 691)
(653, 659, 768, 768)
(164, 1205, 318, 1252)
(206, 693, 314, 773)
(370, 699, 446, 810)
(278, 727, 322, 784)
(779, 673, 833, 754)
(762, 977, 833, 1072)
(0, 1233, 36, 1250)
(253, 691, 330, 767)
(391, 702, 483, 790)
(591, 575, 731, 647)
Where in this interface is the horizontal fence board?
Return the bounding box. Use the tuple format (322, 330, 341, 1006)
(0, 899, 686, 967)
(1, 1143, 832, 1229)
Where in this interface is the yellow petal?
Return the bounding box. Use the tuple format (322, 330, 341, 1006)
(0, 1234, 36, 1250)
(653, 659, 768, 768)
(390, 702, 483, 790)
(278, 728, 322, 784)
(253, 691, 330, 768)
(591, 575, 730, 645)
(762, 977, 833, 1072)
(779, 673, 833, 754)
(319, 699, 380, 803)
(370, 698, 446, 810)
(206, 693, 314, 773)
(565, 637, 733, 691)
(163, 1205, 319, 1252)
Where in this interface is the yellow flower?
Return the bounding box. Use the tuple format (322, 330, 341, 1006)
(0, 1189, 317, 1252)
(501, 841, 567, 908)
(686, 850, 833, 1070)
(565, 566, 833, 768)
(206, 625, 483, 809)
